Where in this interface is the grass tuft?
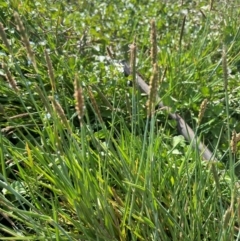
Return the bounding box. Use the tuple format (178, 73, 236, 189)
(1, 1, 240, 240)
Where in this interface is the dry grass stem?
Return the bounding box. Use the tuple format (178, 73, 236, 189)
(9, 113, 30, 120)
(198, 99, 208, 125)
(88, 87, 103, 124)
(49, 96, 71, 131)
(14, 12, 37, 70)
(44, 49, 56, 92)
(2, 63, 19, 92)
(150, 19, 157, 65)
(74, 77, 85, 121)
(147, 63, 159, 116)
(0, 22, 11, 52)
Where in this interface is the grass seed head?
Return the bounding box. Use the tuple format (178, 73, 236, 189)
(2, 63, 19, 92)
(49, 96, 70, 131)
(44, 49, 56, 92)
(0, 22, 11, 52)
(198, 99, 208, 125)
(231, 130, 240, 154)
(14, 12, 37, 70)
(74, 77, 85, 121)
(237, 133, 240, 142)
(150, 19, 157, 65)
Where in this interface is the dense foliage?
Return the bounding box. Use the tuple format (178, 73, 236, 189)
(0, 0, 240, 240)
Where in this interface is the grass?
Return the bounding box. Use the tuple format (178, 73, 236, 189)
(0, 0, 240, 240)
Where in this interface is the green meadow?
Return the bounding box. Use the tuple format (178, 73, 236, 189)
(0, 0, 240, 240)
